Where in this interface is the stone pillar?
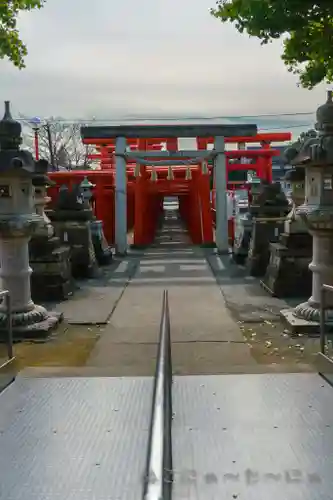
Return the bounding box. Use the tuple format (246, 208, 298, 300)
(281, 91, 333, 334)
(214, 136, 228, 254)
(0, 101, 62, 339)
(115, 136, 127, 255)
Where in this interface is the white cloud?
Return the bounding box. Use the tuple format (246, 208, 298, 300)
(0, 0, 327, 120)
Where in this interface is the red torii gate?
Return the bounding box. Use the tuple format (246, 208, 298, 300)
(86, 132, 290, 182)
(74, 125, 293, 251)
(77, 132, 291, 247)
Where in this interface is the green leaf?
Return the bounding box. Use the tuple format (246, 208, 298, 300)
(211, 0, 333, 88)
(0, 1, 45, 68)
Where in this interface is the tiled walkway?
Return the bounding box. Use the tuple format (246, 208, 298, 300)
(87, 210, 256, 374)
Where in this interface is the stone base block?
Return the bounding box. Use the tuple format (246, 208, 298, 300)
(51, 219, 99, 279)
(31, 245, 74, 301)
(247, 219, 285, 277)
(29, 235, 61, 257)
(280, 308, 324, 336)
(31, 276, 74, 302)
(279, 231, 312, 249)
(0, 311, 63, 341)
(261, 242, 312, 298)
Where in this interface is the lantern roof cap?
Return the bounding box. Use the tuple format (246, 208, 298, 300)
(316, 89, 333, 132)
(0, 101, 22, 151)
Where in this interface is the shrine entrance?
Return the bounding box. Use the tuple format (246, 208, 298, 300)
(81, 123, 259, 254)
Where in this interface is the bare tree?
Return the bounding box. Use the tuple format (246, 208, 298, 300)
(20, 116, 96, 170)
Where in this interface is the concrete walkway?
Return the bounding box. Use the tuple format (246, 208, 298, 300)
(87, 210, 256, 375)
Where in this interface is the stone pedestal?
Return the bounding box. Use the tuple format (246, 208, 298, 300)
(48, 209, 98, 279)
(0, 101, 62, 340)
(261, 167, 312, 297)
(232, 180, 289, 272)
(261, 232, 312, 297)
(29, 163, 74, 301)
(246, 181, 290, 276)
(281, 230, 333, 334)
(47, 184, 99, 279)
(292, 231, 333, 318)
(280, 93, 333, 334)
(0, 235, 62, 338)
(30, 237, 73, 301)
(247, 216, 286, 277)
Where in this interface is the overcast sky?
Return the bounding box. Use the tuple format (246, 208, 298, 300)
(0, 0, 328, 121)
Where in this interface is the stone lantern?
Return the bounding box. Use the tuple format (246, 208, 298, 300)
(246, 180, 289, 276)
(233, 177, 289, 274)
(79, 176, 112, 265)
(33, 159, 56, 238)
(281, 91, 333, 332)
(29, 159, 73, 301)
(0, 101, 62, 337)
(46, 182, 99, 278)
(261, 166, 312, 297)
(232, 178, 261, 265)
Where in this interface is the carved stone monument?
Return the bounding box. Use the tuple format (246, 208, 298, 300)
(0, 101, 62, 338)
(281, 91, 333, 333)
(246, 181, 289, 276)
(46, 183, 99, 279)
(29, 159, 73, 301)
(80, 176, 112, 265)
(261, 158, 312, 297)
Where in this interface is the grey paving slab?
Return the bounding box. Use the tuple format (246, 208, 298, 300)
(87, 342, 158, 375)
(172, 341, 255, 375)
(19, 362, 315, 378)
(87, 212, 255, 371)
(50, 256, 140, 324)
(51, 286, 124, 324)
(172, 373, 333, 500)
(0, 376, 152, 500)
(207, 254, 292, 322)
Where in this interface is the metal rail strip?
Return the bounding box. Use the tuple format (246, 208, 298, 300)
(317, 284, 333, 386)
(0, 289, 15, 393)
(143, 290, 173, 500)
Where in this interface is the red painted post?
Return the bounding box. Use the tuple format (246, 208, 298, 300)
(134, 170, 145, 246)
(198, 165, 214, 245)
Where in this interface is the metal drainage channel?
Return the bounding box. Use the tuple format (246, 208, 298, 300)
(143, 290, 173, 500)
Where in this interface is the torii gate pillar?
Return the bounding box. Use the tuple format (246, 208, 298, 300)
(115, 136, 127, 255)
(214, 136, 229, 254)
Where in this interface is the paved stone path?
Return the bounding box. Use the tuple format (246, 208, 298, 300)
(87, 210, 256, 375)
